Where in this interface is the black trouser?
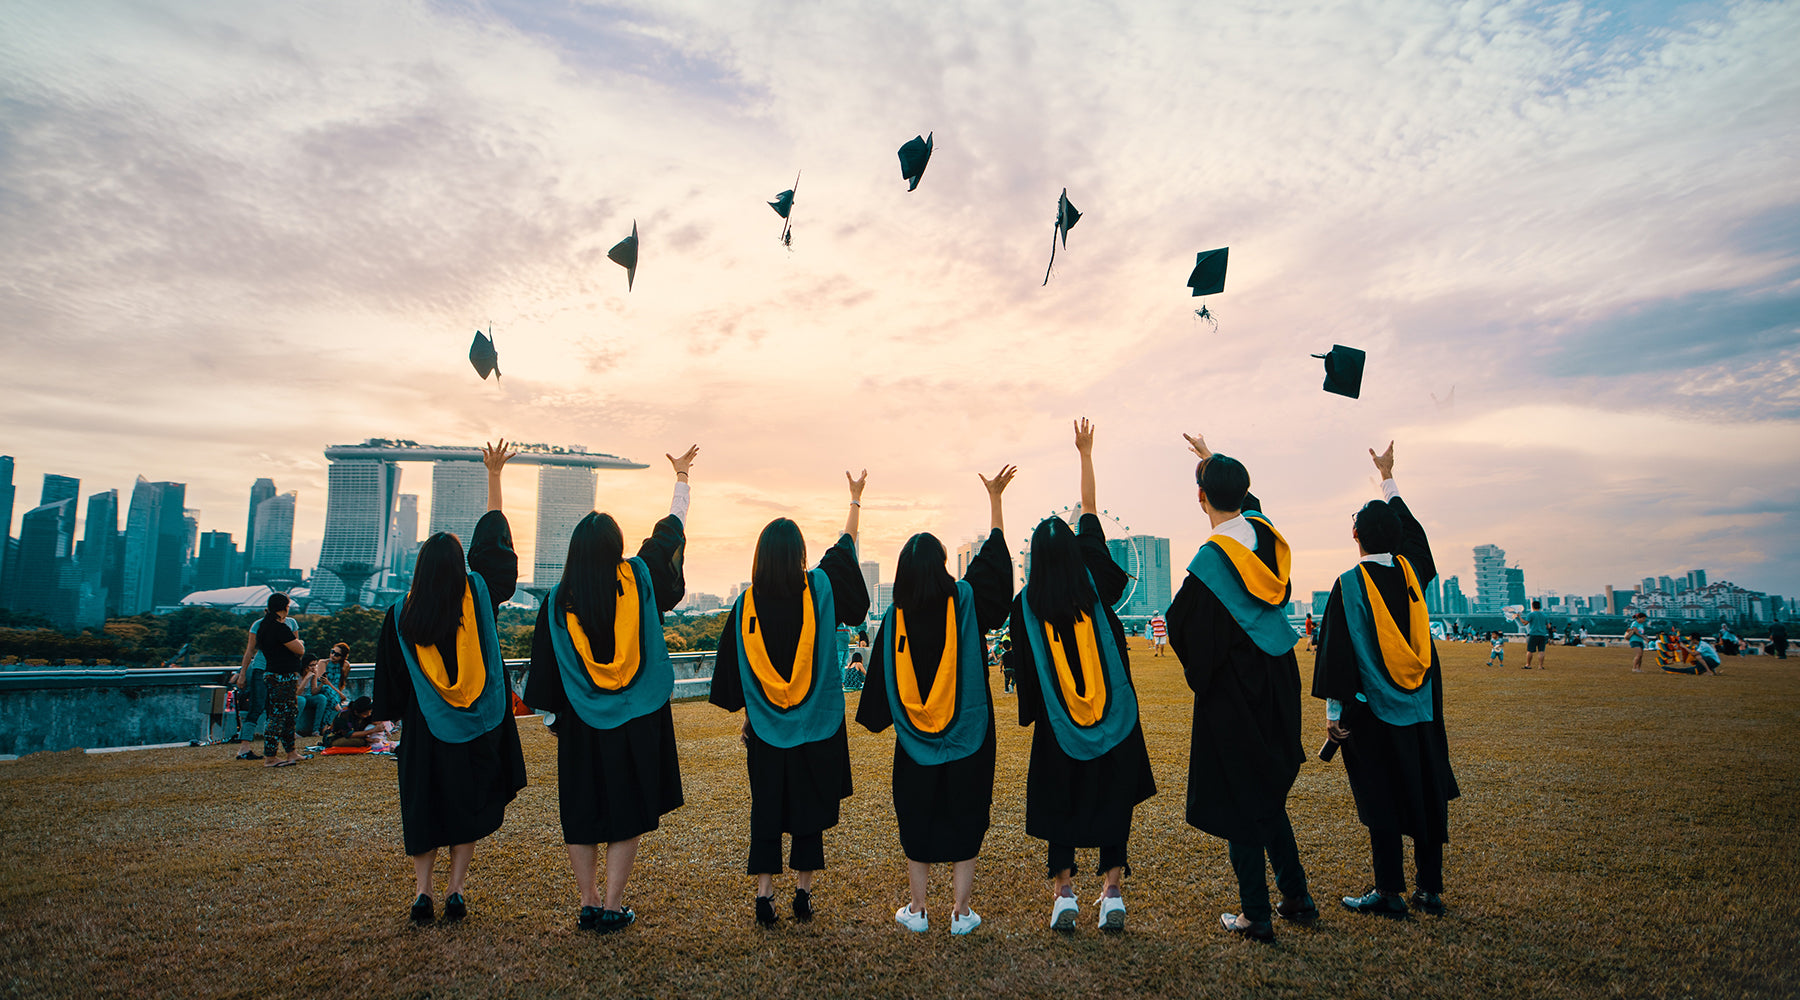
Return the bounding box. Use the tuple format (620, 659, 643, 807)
(1046, 843, 1129, 880)
(262, 674, 299, 756)
(748, 832, 824, 876)
(1226, 812, 1309, 923)
(1370, 828, 1443, 895)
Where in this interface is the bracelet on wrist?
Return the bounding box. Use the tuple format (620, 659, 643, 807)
(850, 501, 861, 507)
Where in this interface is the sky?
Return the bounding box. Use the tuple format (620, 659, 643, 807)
(2, 0, 1797, 606)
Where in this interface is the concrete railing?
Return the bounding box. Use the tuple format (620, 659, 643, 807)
(0, 651, 719, 757)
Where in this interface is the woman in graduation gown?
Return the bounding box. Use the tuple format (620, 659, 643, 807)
(856, 464, 1017, 936)
(1311, 442, 1460, 918)
(524, 445, 698, 933)
(709, 471, 872, 926)
(1011, 419, 1157, 932)
(372, 440, 529, 924)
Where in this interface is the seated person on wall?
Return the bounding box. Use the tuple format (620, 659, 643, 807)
(326, 697, 386, 747)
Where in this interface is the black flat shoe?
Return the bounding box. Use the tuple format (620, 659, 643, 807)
(1341, 890, 1409, 917)
(578, 905, 603, 931)
(409, 894, 434, 923)
(1410, 890, 1446, 916)
(596, 907, 636, 934)
(792, 888, 814, 922)
(1276, 894, 1319, 924)
(443, 892, 466, 921)
(235, 751, 262, 760)
(754, 895, 777, 926)
(1220, 912, 1275, 943)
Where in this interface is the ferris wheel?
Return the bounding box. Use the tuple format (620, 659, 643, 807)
(1017, 505, 1140, 613)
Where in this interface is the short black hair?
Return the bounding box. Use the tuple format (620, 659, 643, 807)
(1353, 500, 1403, 554)
(1531, 599, 1541, 609)
(1197, 454, 1250, 512)
(349, 696, 373, 714)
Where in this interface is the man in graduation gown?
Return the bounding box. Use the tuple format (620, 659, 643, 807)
(1165, 433, 1315, 942)
(1312, 442, 1460, 917)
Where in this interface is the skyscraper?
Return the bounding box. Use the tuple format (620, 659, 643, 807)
(1121, 535, 1172, 618)
(428, 461, 488, 551)
(1422, 574, 1443, 614)
(1442, 575, 1468, 615)
(0, 456, 14, 600)
(243, 478, 277, 584)
(12, 497, 78, 626)
(1505, 566, 1526, 606)
(314, 460, 400, 608)
(195, 531, 240, 591)
(79, 489, 122, 613)
(120, 477, 187, 614)
(533, 465, 597, 588)
(860, 561, 880, 605)
(248, 492, 296, 584)
(1472, 544, 1507, 613)
(390, 493, 420, 575)
(1688, 569, 1707, 590)
(40, 474, 79, 508)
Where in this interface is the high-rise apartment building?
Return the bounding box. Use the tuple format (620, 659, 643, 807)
(11, 497, 78, 625)
(860, 561, 880, 605)
(248, 492, 296, 583)
(1312, 590, 1332, 615)
(1688, 569, 1707, 590)
(428, 461, 488, 551)
(1656, 575, 1675, 594)
(120, 477, 187, 614)
(1442, 575, 1468, 615)
(1505, 567, 1526, 606)
(533, 465, 598, 588)
(314, 460, 401, 608)
(1119, 535, 1172, 619)
(390, 493, 420, 575)
(195, 531, 240, 591)
(79, 489, 122, 612)
(243, 478, 277, 583)
(1472, 544, 1508, 613)
(1422, 574, 1443, 614)
(0, 456, 14, 600)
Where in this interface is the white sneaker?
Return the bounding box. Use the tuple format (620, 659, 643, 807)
(895, 904, 928, 932)
(950, 908, 982, 935)
(1049, 894, 1079, 930)
(1096, 893, 1126, 930)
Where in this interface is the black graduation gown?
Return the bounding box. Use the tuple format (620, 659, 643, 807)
(372, 510, 529, 857)
(709, 533, 871, 840)
(524, 514, 687, 845)
(1166, 516, 1305, 844)
(855, 529, 1013, 863)
(1310, 496, 1460, 844)
(1012, 514, 1158, 847)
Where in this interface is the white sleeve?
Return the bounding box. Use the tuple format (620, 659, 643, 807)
(1325, 698, 1343, 721)
(1381, 478, 1400, 502)
(670, 480, 690, 525)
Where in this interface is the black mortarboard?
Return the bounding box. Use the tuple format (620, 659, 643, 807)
(1043, 188, 1082, 285)
(608, 221, 638, 291)
(1187, 247, 1228, 297)
(469, 329, 499, 381)
(898, 132, 933, 191)
(769, 172, 799, 247)
(1312, 345, 1366, 398)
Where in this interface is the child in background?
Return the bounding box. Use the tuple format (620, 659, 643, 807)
(325, 697, 388, 748)
(1486, 632, 1506, 667)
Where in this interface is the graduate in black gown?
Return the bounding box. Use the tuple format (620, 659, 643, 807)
(856, 464, 1017, 935)
(709, 471, 872, 926)
(524, 445, 697, 933)
(1312, 442, 1461, 917)
(372, 440, 529, 924)
(1164, 432, 1316, 943)
(1011, 419, 1157, 932)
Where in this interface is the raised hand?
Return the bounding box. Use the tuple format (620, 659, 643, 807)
(1370, 440, 1395, 479)
(979, 464, 1018, 497)
(1184, 432, 1213, 461)
(846, 469, 868, 503)
(667, 445, 699, 476)
(481, 438, 518, 475)
(1073, 418, 1095, 454)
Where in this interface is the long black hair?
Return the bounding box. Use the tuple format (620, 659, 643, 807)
(557, 511, 626, 642)
(399, 532, 466, 648)
(752, 518, 807, 600)
(893, 532, 956, 618)
(1025, 516, 1096, 628)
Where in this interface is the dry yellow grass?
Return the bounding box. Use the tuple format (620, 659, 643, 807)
(3, 639, 1797, 999)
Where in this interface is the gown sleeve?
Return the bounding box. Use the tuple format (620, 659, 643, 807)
(636, 514, 688, 615)
(855, 619, 894, 733)
(708, 607, 746, 712)
(522, 603, 569, 715)
(467, 510, 518, 608)
(963, 529, 1015, 632)
(1075, 513, 1129, 607)
(1309, 581, 1362, 703)
(1388, 496, 1436, 590)
(371, 606, 412, 723)
(817, 533, 871, 626)
(1166, 572, 1227, 698)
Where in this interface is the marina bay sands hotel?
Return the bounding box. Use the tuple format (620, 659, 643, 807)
(314, 439, 647, 608)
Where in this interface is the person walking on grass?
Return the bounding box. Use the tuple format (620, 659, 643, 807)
(1521, 600, 1550, 670)
(1485, 632, 1505, 667)
(247, 592, 307, 767)
(1625, 613, 1650, 672)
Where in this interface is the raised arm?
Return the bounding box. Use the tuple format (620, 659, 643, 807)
(845, 469, 867, 542)
(1074, 418, 1096, 515)
(1370, 440, 1395, 487)
(979, 464, 1017, 534)
(667, 444, 698, 524)
(483, 438, 518, 512)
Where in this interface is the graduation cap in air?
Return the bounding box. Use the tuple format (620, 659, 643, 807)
(608, 221, 639, 291)
(898, 132, 933, 191)
(769, 172, 799, 247)
(1188, 247, 1229, 328)
(469, 329, 499, 381)
(1042, 188, 1081, 286)
(1312, 345, 1366, 398)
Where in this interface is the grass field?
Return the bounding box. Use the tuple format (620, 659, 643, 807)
(3, 639, 1798, 999)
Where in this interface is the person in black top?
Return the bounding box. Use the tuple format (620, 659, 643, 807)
(252, 592, 307, 767)
(1312, 442, 1460, 918)
(373, 440, 529, 924)
(709, 471, 872, 926)
(524, 445, 696, 933)
(857, 464, 1016, 935)
(1011, 420, 1157, 932)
